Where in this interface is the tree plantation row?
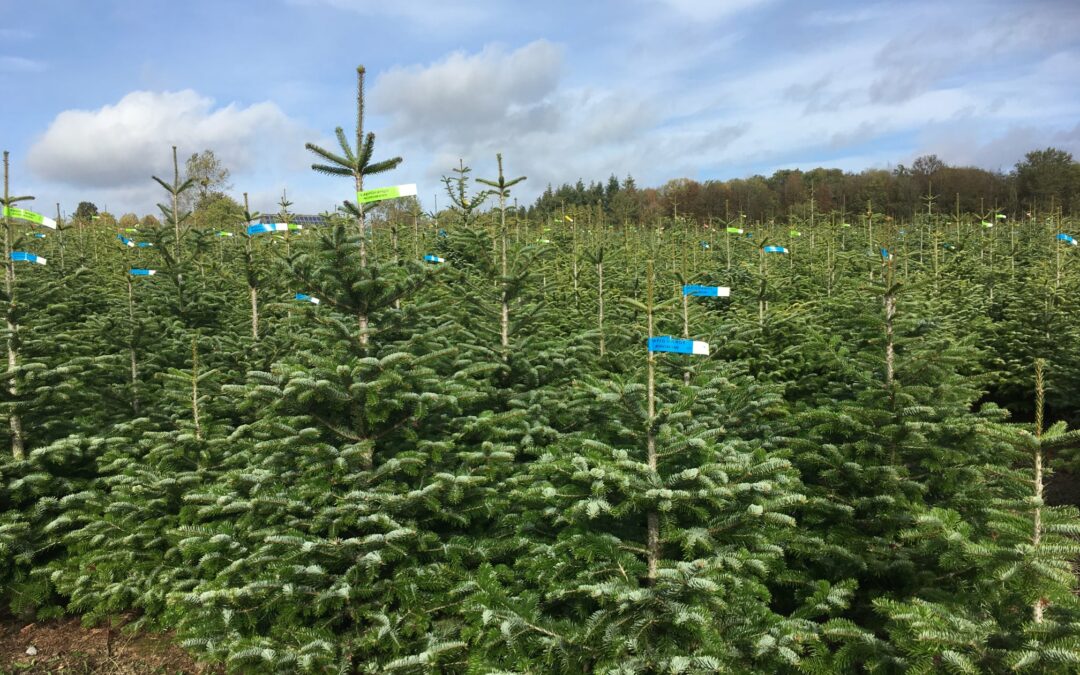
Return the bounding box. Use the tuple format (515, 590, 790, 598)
(2, 68, 1080, 672)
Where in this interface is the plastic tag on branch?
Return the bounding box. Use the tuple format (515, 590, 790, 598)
(356, 183, 417, 204)
(118, 234, 135, 248)
(1057, 233, 1078, 246)
(248, 222, 301, 236)
(423, 254, 445, 264)
(763, 245, 787, 254)
(683, 284, 730, 297)
(996, 214, 1007, 219)
(648, 336, 709, 356)
(130, 269, 156, 276)
(881, 248, 894, 260)
(981, 221, 993, 228)
(216, 231, 234, 237)
(31, 233, 45, 239)
(136, 241, 153, 248)
(726, 227, 743, 234)
(11, 251, 46, 265)
(294, 293, 320, 304)
(2, 206, 57, 229)
(700, 241, 710, 249)
(789, 230, 801, 237)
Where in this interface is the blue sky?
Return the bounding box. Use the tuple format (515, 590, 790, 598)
(1, 0, 1078, 216)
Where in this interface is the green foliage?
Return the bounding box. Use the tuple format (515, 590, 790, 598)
(4, 105, 1080, 673)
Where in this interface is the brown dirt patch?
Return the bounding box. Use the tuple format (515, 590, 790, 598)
(0, 616, 220, 674)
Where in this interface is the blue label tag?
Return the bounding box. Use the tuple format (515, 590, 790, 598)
(647, 336, 709, 355)
(11, 251, 45, 265)
(683, 284, 730, 297)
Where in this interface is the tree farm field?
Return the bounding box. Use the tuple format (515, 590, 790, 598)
(3, 1, 1080, 672)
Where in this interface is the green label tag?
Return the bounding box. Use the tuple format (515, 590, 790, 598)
(2, 206, 56, 228)
(4, 206, 41, 224)
(356, 183, 417, 204)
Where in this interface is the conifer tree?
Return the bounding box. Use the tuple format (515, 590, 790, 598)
(304, 65, 402, 346)
(1, 151, 33, 459)
(477, 153, 526, 353)
(152, 146, 195, 313)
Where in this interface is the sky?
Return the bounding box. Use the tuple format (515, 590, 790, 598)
(1, 0, 1078, 217)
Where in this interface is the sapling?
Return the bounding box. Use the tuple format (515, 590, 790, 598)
(586, 247, 605, 356)
(54, 203, 66, 272)
(304, 65, 403, 346)
(477, 153, 526, 353)
(152, 146, 195, 312)
(125, 257, 140, 415)
(645, 258, 659, 583)
(241, 193, 261, 341)
(276, 190, 295, 258)
(408, 197, 422, 259)
(442, 159, 490, 229)
(1, 150, 31, 458)
(678, 270, 691, 385)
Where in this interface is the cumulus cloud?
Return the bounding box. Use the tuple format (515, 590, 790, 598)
(367, 41, 688, 193)
(915, 122, 1080, 171)
(359, 0, 1079, 204)
(372, 40, 563, 144)
(867, 3, 1080, 105)
(27, 90, 309, 189)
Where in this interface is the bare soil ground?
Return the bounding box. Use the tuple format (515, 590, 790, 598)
(0, 616, 219, 674)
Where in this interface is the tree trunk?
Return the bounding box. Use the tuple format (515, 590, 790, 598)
(1033, 359, 1045, 623)
(128, 274, 140, 415)
(645, 260, 659, 584)
(500, 193, 509, 352)
(3, 151, 24, 460)
(597, 260, 605, 356)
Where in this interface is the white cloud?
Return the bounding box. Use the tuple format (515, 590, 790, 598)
(372, 40, 563, 144)
(367, 41, 684, 194)
(27, 90, 310, 190)
(915, 122, 1080, 172)
(354, 0, 1080, 204)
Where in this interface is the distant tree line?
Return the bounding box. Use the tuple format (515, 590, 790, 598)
(528, 147, 1080, 224)
(68, 147, 1080, 228)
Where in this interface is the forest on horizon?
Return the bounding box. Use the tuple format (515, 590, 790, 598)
(63, 146, 1080, 233)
